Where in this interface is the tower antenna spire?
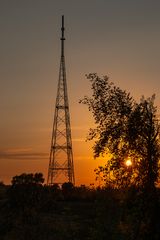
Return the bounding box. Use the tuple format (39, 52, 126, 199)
(47, 16, 75, 186)
(61, 15, 65, 57)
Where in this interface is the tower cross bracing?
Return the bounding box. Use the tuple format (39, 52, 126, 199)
(47, 16, 75, 185)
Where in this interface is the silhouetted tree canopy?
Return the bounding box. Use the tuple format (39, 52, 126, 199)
(11, 173, 44, 186)
(8, 173, 45, 209)
(80, 73, 160, 189)
(0, 181, 4, 186)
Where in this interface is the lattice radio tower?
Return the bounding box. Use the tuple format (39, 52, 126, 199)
(47, 16, 75, 185)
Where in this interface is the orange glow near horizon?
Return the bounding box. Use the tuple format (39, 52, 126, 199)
(0, 118, 106, 186)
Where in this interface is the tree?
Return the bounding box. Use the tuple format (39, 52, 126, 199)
(81, 73, 160, 239)
(0, 181, 4, 186)
(62, 182, 74, 199)
(127, 95, 160, 190)
(80, 73, 160, 189)
(11, 173, 44, 186)
(9, 173, 44, 208)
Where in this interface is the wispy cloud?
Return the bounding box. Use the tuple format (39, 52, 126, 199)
(0, 149, 48, 160)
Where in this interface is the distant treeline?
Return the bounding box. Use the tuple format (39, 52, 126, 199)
(0, 173, 160, 240)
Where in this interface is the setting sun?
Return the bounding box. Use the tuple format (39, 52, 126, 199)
(125, 158, 132, 167)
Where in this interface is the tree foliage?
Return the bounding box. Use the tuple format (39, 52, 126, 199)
(8, 173, 44, 209)
(11, 173, 44, 186)
(80, 73, 160, 189)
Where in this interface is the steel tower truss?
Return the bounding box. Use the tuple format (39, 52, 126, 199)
(47, 16, 75, 185)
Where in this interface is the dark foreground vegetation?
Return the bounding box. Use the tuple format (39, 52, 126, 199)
(0, 173, 160, 240)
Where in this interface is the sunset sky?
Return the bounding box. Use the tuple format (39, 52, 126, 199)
(0, 0, 160, 186)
